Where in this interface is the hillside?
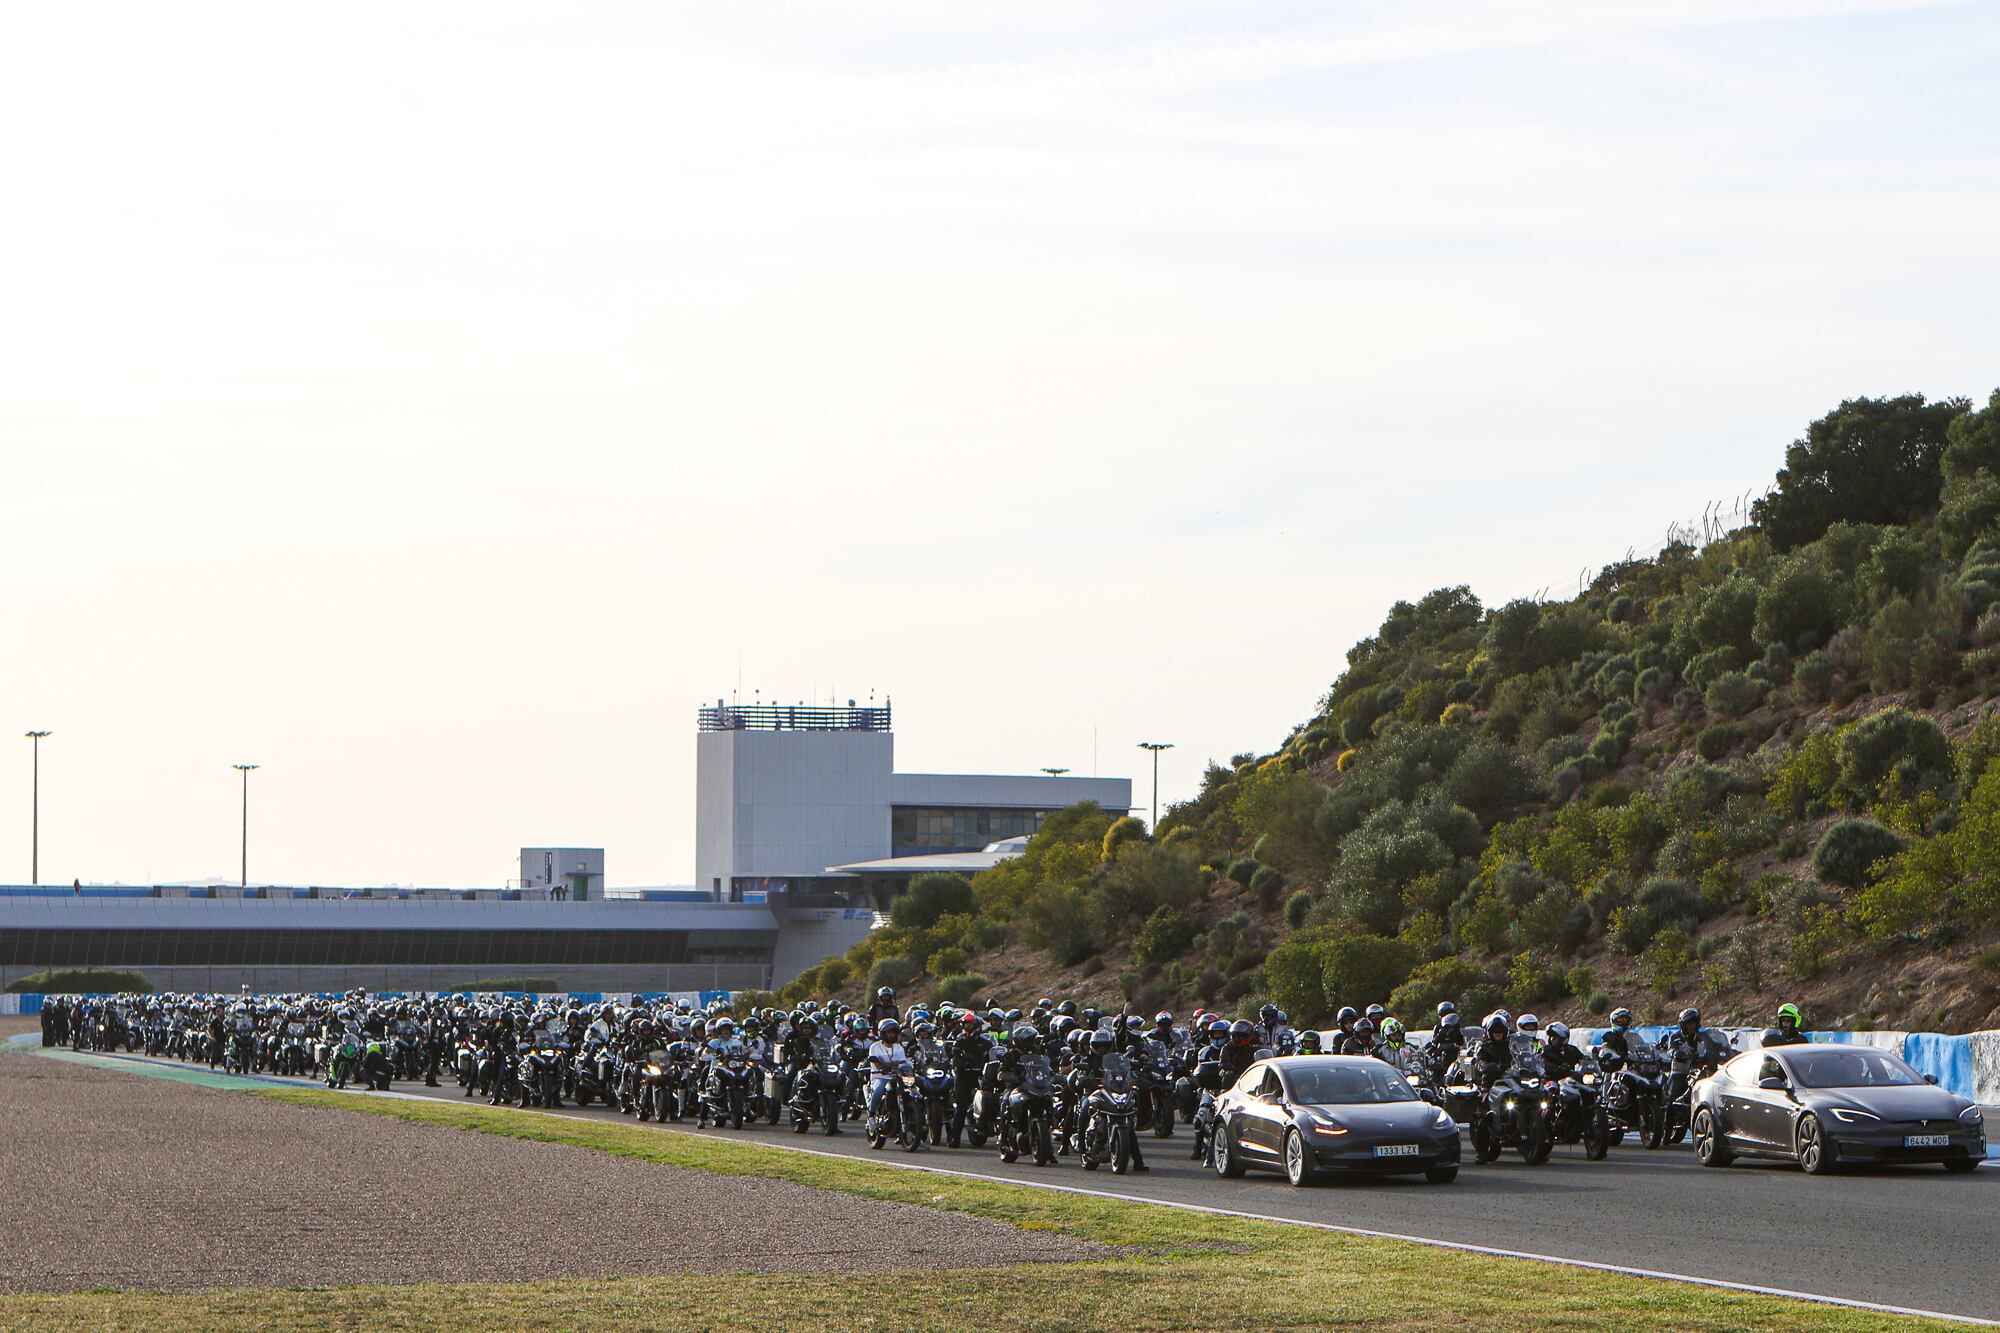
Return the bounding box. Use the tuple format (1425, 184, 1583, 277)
(753, 388, 2000, 1033)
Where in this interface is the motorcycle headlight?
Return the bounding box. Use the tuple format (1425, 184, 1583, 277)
(1827, 1107, 1880, 1124)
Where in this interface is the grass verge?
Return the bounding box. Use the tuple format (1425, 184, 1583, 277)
(0, 1082, 1958, 1332)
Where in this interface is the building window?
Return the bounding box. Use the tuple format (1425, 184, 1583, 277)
(891, 806, 1048, 853)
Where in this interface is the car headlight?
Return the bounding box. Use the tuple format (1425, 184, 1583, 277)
(1433, 1110, 1456, 1131)
(1827, 1107, 1880, 1123)
(1960, 1105, 1984, 1124)
(1306, 1112, 1348, 1136)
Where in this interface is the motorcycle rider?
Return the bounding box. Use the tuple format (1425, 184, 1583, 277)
(868, 987, 901, 1026)
(1220, 1019, 1260, 1084)
(1339, 1017, 1380, 1057)
(1430, 1002, 1465, 1056)
(1766, 1003, 1809, 1046)
(865, 1017, 909, 1123)
(1297, 1029, 1322, 1055)
(1079, 1027, 1148, 1172)
(1541, 1022, 1583, 1080)
(1599, 1007, 1637, 1060)
(1151, 1010, 1179, 1052)
(1377, 1018, 1415, 1073)
(1470, 1014, 1513, 1088)
(1330, 1005, 1359, 1052)
(947, 1012, 994, 1148)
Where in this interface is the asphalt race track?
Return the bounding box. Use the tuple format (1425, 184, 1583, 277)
(28, 1042, 2000, 1323)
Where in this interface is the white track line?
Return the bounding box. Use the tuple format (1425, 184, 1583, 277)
(38, 1043, 1998, 1327)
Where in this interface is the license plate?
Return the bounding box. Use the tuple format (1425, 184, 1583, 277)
(1906, 1134, 1949, 1148)
(1373, 1143, 1420, 1157)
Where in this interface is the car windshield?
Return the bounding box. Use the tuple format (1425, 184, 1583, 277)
(1787, 1048, 1925, 1089)
(1286, 1063, 1419, 1105)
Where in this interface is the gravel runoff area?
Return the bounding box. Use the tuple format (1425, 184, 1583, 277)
(0, 1047, 1112, 1293)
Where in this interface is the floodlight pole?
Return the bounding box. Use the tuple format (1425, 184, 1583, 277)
(1137, 742, 1174, 831)
(26, 731, 50, 884)
(233, 764, 259, 887)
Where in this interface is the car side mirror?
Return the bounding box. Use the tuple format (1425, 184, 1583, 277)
(1757, 1077, 1787, 1091)
(1924, 1073, 1938, 1085)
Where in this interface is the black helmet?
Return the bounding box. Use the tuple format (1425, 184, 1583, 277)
(879, 1018, 901, 1037)
(1153, 1011, 1174, 1026)
(1228, 1019, 1255, 1047)
(1677, 1007, 1701, 1031)
(1081, 1007, 1101, 1026)
(1089, 1029, 1116, 1052)
(1035, 997, 1054, 1012)
(1205, 1018, 1229, 1039)
(1760, 1027, 1786, 1046)
(1005, 1008, 1024, 1023)
(1123, 1014, 1143, 1032)
(1609, 1007, 1633, 1028)
(1439, 1012, 1461, 1030)
(1056, 1000, 1078, 1017)
(1049, 1016, 1075, 1042)
(1483, 1014, 1508, 1039)
(1335, 1006, 1358, 1026)
(1353, 1017, 1376, 1038)
(1010, 1023, 1038, 1046)
(1546, 1022, 1570, 1046)
(1364, 1004, 1386, 1023)
(1259, 1003, 1279, 1026)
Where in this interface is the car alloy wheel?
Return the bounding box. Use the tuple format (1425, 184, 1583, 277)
(1796, 1113, 1833, 1175)
(1692, 1108, 1731, 1168)
(1212, 1123, 1245, 1178)
(1284, 1129, 1317, 1187)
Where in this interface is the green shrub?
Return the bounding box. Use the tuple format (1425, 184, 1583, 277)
(890, 873, 976, 929)
(1100, 815, 1148, 862)
(925, 947, 969, 978)
(1386, 955, 1486, 1019)
(1636, 876, 1705, 930)
(1704, 670, 1766, 718)
(1641, 926, 1693, 996)
(1225, 856, 1259, 886)
(1837, 707, 1953, 802)
(867, 956, 921, 996)
(1751, 392, 1964, 548)
(455, 977, 556, 993)
(1754, 556, 1846, 653)
(1248, 864, 1287, 907)
(1607, 904, 1658, 955)
(1565, 964, 1598, 999)
(1585, 990, 1613, 1015)
(932, 973, 989, 1006)
(1132, 905, 1198, 966)
(1319, 933, 1421, 1011)
(1684, 646, 1742, 693)
(1505, 952, 1567, 1009)
(1695, 722, 1747, 761)
(1516, 884, 1591, 954)
(1787, 902, 1846, 977)
(1791, 649, 1836, 702)
(1811, 818, 1905, 888)
(1283, 890, 1314, 930)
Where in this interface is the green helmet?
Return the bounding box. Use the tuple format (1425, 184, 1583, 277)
(1776, 1002, 1803, 1027)
(1381, 1018, 1405, 1043)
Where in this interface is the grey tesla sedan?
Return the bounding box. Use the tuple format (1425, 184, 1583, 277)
(1211, 1055, 1461, 1186)
(1691, 1043, 1986, 1174)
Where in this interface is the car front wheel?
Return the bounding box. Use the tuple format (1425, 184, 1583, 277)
(1796, 1113, 1834, 1175)
(1283, 1129, 1318, 1187)
(1693, 1108, 1732, 1168)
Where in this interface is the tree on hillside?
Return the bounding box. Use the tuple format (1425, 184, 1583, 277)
(1751, 393, 1968, 549)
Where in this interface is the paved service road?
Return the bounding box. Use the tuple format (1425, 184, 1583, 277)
(38, 1045, 2000, 1322)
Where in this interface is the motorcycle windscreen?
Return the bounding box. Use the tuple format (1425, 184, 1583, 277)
(1018, 1055, 1055, 1097)
(1099, 1053, 1134, 1094)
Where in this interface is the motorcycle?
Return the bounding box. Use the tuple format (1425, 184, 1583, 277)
(1135, 1039, 1180, 1138)
(999, 1054, 1060, 1167)
(1080, 1053, 1146, 1174)
(914, 1049, 956, 1146)
(1471, 1050, 1551, 1165)
(867, 1059, 928, 1153)
(705, 1044, 753, 1129)
(790, 1034, 847, 1136)
(1542, 1054, 1611, 1160)
(1595, 1040, 1664, 1149)
(571, 1040, 618, 1109)
(1187, 1056, 1226, 1162)
(1657, 1027, 1734, 1146)
(518, 1042, 567, 1108)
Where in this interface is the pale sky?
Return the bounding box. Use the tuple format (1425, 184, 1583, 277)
(2, 1, 1995, 887)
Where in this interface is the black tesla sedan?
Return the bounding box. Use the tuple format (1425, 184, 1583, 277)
(1210, 1055, 1461, 1186)
(1691, 1043, 1986, 1174)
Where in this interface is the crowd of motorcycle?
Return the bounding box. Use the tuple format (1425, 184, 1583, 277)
(39, 987, 1792, 1176)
